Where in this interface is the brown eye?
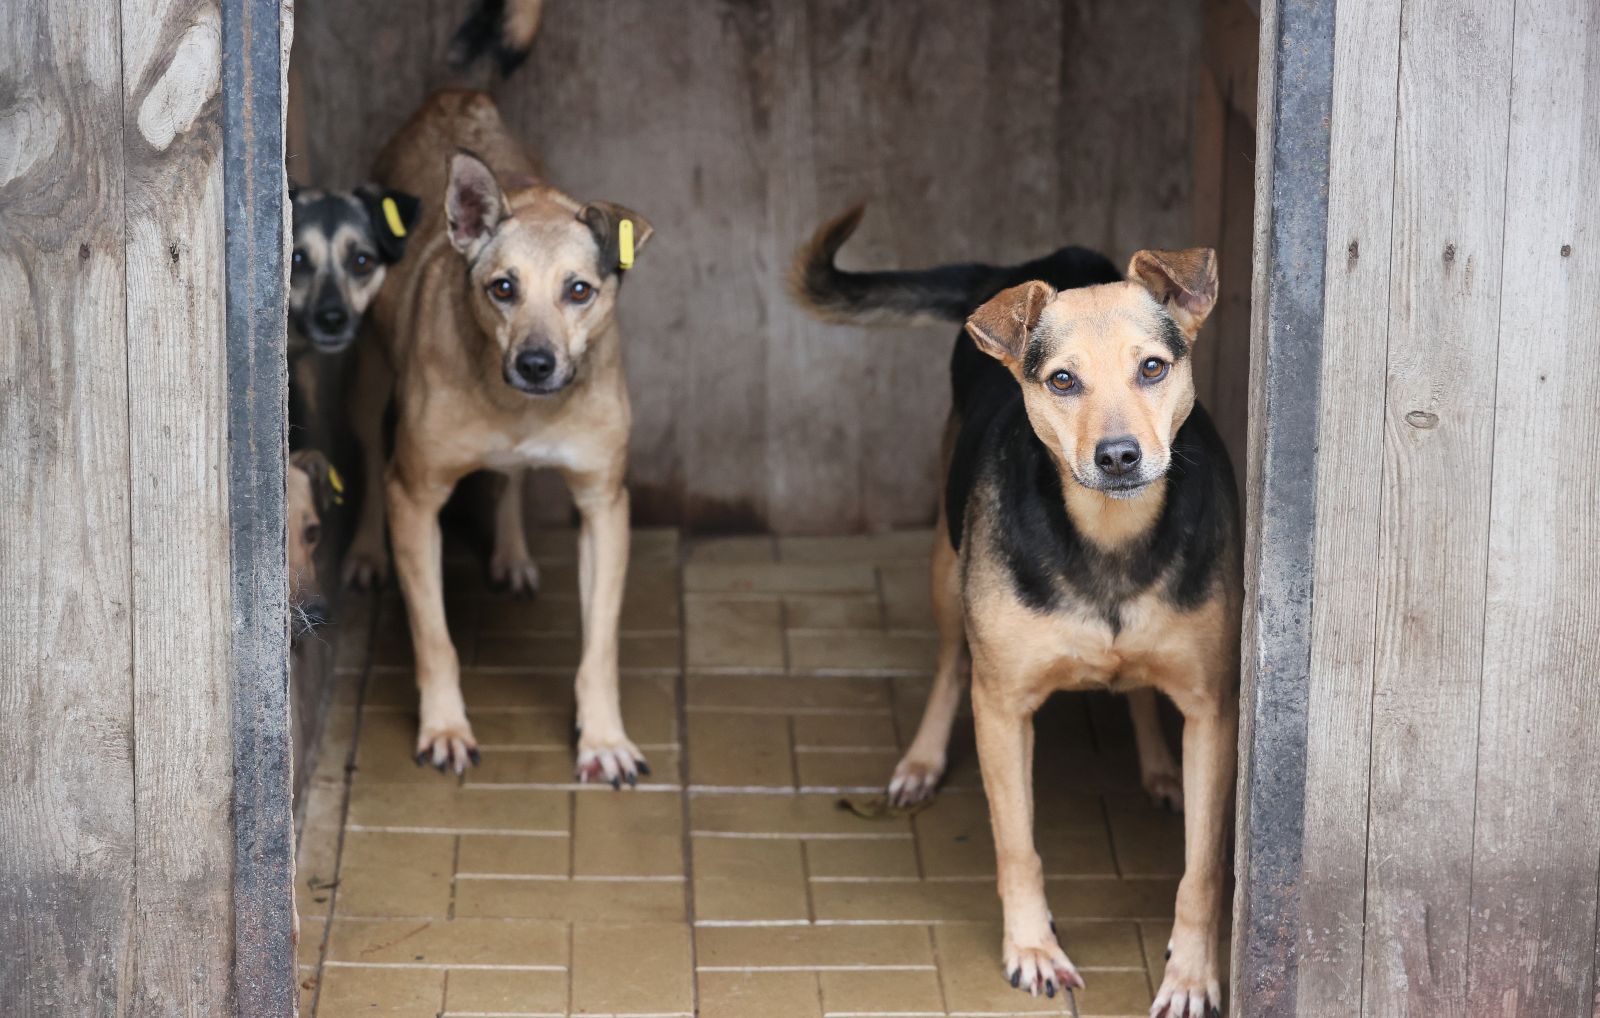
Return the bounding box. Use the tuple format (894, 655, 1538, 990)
(1140, 357, 1169, 382)
(304, 522, 321, 545)
(1048, 370, 1078, 394)
(291, 248, 307, 270)
(350, 250, 375, 276)
(567, 280, 594, 304)
(488, 277, 516, 302)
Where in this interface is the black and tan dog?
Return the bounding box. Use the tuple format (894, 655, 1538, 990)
(287, 449, 340, 642)
(792, 209, 1239, 1017)
(345, 89, 653, 784)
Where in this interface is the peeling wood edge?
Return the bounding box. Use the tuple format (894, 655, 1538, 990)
(223, 0, 295, 1013)
(1232, 0, 1335, 1013)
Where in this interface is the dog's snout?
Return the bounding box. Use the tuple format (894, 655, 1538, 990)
(314, 306, 349, 332)
(1095, 436, 1142, 477)
(514, 348, 558, 385)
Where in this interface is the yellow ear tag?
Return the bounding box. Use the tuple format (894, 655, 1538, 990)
(381, 196, 407, 238)
(327, 465, 346, 505)
(618, 219, 635, 270)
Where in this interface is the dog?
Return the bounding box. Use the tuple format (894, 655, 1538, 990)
(792, 208, 1239, 1017)
(288, 449, 340, 641)
(345, 89, 653, 784)
(450, 0, 544, 75)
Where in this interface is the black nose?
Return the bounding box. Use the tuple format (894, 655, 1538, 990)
(314, 306, 348, 332)
(514, 348, 558, 385)
(1095, 436, 1143, 477)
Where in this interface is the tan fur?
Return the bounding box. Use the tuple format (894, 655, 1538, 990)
(344, 90, 652, 782)
(287, 449, 333, 639)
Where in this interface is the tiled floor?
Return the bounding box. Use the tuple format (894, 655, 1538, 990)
(297, 528, 1210, 1018)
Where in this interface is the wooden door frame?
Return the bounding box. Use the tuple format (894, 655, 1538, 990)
(223, 0, 297, 1012)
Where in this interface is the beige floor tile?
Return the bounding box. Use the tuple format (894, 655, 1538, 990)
(537, 561, 679, 606)
(691, 792, 913, 837)
(309, 707, 359, 787)
(474, 632, 680, 672)
(466, 748, 683, 787)
(777, 531, 934, 563)
(686, 596, 785, 670)
(687, 534, 778, 564)
(298, 970, 318, 1016)
(794, 748, 901, 789)
(1050, 920, 1150, 972)
(878, 563, 937, 630)
(455, 832, 571, 877)
(812, 879, 996, 923)
(347, 783, 569, 833)
(574, 791, 685, 876)
(443, 969, 567, 1015)
(915, 792, 1117, 879)
(693, 837, 809, 922)
(933, 924, 1072, 1016)
(699, 971, 820, 1018)
(298, 916, 327, 970)
(783, 593, 883, 629)
(805, 838, 921, 879)
(686, 561, 877, 595)
(461, 711, 575, 750)
(348, 710, 442, 784)
(695, 924, 934, 970)
(788, 630, 938, 674)
(687, 675, 892, 712)
(791, 712, 900, 748)
(334, 831, 456, 917)
(297, 785, 346, 919)
(1104, 804, 1186, 876)
(454, 877, 686, 922)
(474, 594, 583, 634)
(327, 917, 567, 966)
(688, 711, 795, 787)
(571, 923, 693, 1014)
(315, 964, 443, 1017)
(820, 968, 945, 1014)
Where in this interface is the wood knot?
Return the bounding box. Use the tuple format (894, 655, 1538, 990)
(78, 243, 90, 261)
(1443, 244, 1456, 264)
(1405, 410, 1439, 430)
(1347, 239, 1359, 264)
(1561, 244, 1572, 257)
(169, 243, 181, 264)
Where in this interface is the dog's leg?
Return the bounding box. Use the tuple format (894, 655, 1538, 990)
(490, 467, 540, 595)
(565, 468, 643, 786)
(971, 669, 1083, 999)
(888, 513, 968, 805)
(1150, 687, 1236, 1018)
(343, 338, 394, 588)
(1128, 688, 1184, 811)
(388, 466, 478, 773)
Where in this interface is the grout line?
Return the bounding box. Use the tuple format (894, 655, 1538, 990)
(690, 832, 914, 841)
(671, 543, 701, 1018)
(564, 921, 576, 1016)
(696, 965, 936, 973)
(927, 923, 952, 1017)
(323, 961, 569, 972)
(346, 825, 568, 837)
(455, 874, 686, 882)
(695, 918, 1176, 928)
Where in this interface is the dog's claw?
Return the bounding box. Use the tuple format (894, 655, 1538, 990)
(489, 552, 540, 597)
(416, 716, 479, 775)
(575, 734, 647, 789)
(887, 753, 945, 807)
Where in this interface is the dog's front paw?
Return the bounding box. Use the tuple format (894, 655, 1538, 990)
(1142, 768, 1184, 812)
(1150, 938, 1222, 1018)
(887, 751, 945, 807)
(342, 542, 391, 590)
(415, 713, 480, 775)
(1001, 928, 1083, 1000)
(575, 729, 648, 789)
(489, 551, 540, 597)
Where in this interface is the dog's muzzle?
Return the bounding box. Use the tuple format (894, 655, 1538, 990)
(504, 345, 573, 395)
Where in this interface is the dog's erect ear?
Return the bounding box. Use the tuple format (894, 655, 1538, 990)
(356, 185, 422, 264)
(578, 201, 654, 277)
(289, 449, 342, 514)
(446, 151, 509, 260)
(966, 281, 1055, 367)
(1127, 248, 1218, 339)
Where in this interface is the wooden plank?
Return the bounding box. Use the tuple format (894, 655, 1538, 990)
(0, 0, 138, 1012)
(119, 0, 235, 1012)
(1292, 0, 1403, 1012)
(1466, 0, 1600, 1010)
(1360, 0, 1515, 1010)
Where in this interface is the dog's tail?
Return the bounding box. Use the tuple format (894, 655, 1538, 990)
(788, 206, 1008, 327)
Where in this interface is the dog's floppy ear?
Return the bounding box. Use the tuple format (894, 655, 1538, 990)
(1127, 248, 1218, 339)
(356, 185, 422, 264)
(578, 201, 654, 277)
(289, 449, 343, 513)
(966, 281, 1055, 368)
(446, 150, 509, 261)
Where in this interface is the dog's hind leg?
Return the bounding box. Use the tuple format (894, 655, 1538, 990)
(566, 465, 645, 787)
(343, 338, 394, 589)
(490, 467, 540, 596)
(888, 509, 968, 806)
(1128, 688, 1184, 811)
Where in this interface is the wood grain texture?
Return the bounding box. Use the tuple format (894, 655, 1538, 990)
(0, 0, 138, 1012)
(292, 0, 1200, 532)
(119, 0, 235, 1013)
(1360, 0, 1514, 1011)
(1466, 0, 1600, 1011)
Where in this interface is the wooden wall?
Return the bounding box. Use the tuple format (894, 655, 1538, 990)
(293, 0, 1207, 534)
(0, 0, 290, 1011)
(1239, 0, 1600, 1012)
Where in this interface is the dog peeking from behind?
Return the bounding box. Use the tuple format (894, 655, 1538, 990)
(289, 185, 420, 356)
(791, 208, 1239, 1017)
(288, 449, 340, 642)
(450, 0, 544, 75)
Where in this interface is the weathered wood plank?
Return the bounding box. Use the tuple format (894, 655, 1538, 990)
(1360, 0, 1515, 1010)
(1466, 0, 1600, 1010)
(0, 1, 137, 1013)
(119, 0, 234, 1013)
(1294, 0, 1403, 1012)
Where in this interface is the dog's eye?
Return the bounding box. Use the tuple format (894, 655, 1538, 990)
(488, 277, 516, 302)
(304, 522, 320, 545)
(567, 280, 594, 305)
(1048, 370, 1078, 394)
(1139, 357, 1169, 382)
(291, 248, 307, 270)
(350, 251, 375, 275)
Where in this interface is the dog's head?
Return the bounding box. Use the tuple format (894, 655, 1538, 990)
(966, 249, 1219, 500)
(289, 185, 421, 354)
(287, 449, 340, 638)
(443, 150, 653, 396)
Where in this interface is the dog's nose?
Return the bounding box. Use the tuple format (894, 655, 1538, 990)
(514, 348, 558, 385)
(1095, 436, 1143, 477)
(300, 596, 329, 630)
(314, 306, 348, 332)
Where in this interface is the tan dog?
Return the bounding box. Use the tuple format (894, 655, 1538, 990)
(345, 90, 653, 783)
(288, 449, 337, 640)
(793, 212, 1239, 1016)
